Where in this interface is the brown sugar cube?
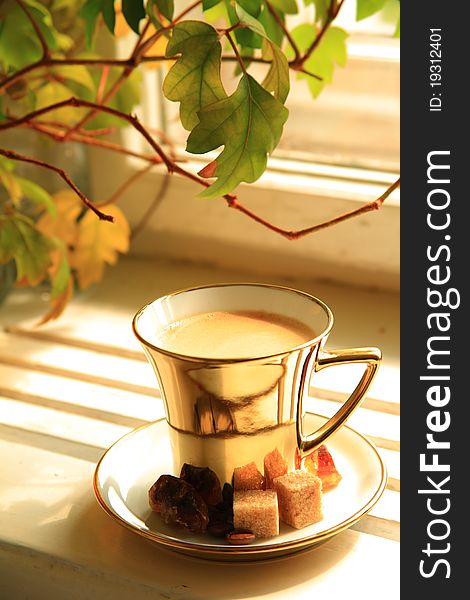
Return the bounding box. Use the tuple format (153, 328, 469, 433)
(233, 490, 279, 538)
(273, 470, 323, 529)
(233, 461, 264, 491)
(263, 448, 288, 489)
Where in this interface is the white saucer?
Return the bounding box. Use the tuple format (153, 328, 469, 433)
(93, 414, 386, 561)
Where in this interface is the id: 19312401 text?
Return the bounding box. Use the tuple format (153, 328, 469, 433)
(429, 29, 443, 112)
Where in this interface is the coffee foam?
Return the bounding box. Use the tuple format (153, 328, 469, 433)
(156, 310, 315, 359)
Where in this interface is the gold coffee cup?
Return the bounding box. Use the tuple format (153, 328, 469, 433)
(133, 283, 381, 484)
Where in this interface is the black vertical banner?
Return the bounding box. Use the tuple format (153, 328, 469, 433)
(401, 2, 466, 596)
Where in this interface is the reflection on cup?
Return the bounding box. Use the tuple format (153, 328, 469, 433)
(133, 283, 381, 484)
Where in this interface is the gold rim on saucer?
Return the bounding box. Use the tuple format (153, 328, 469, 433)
(93, 414, 387, 562)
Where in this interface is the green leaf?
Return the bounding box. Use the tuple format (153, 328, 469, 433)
(238, 0, 263, 14)
(156, 0, 175, 21)
(80, 0, 104, 47)
(235, 3, 266, 37)
(394, 15, 400, 37)
(26, 0, 60, 49)
(101, 0, 116, 34)
(307, 0, 331, 25)
(0, 171, 22, 203)
(0, 215, 51, 285)
(203, 0, 222, 8)
(228, 0, 263, 49)
(258, 3, 285, 47)
(269, 0, 298, 15)
(0, 1, 49, 70)
(0, 156, 15, 172)
(289, 24, 347, 97)
(146, 0, 174, 27)
(163, 21, 226, 131)
(236, 4, 290, 102)
(146, 0, 164, 29)
(261, 42, 290, 103)
(17, 177, 57, 216)
(50, 241, 71, 298)
(187, 74, 288, 198)
(122, 0, 145, 34)
(356, 0, 387, 21)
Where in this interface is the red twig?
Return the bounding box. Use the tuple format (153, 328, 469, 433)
(23, 119, 163, 164)
(0, 148, 113, 221)
(1, 97, 398, 238)
(225, 32, 247, 76)
(26, 120, 115, 137)
(228, 177, 400, 240)
(61, 16, 156, 140)
(96, 66, 110, 104)
(0, 98, 176, 170)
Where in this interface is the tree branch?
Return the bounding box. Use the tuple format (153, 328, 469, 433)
(98, 163, 156, 207)
(1, 97, 174, 167)
(0, 148, 113, 221)
(131, 173, 171, 239)
(96, 66, 110, 104)
(225, 31, 248, 76)
(229, 177, 400, 240)
(1, 97, 398, 239)
(295, 0, 346, 67)
(22, 119, 164, 164)
(265, 0, 301, 63)
(61, 17, 158, 140)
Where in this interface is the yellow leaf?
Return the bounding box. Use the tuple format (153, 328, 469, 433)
(72, 204, 130, 289)
(37, 277, 74, 325)
(36, 190, 82, 247)
(47, 242, 71, 297)
(0, 170, 22, 203)
(35, 80, 88, 125)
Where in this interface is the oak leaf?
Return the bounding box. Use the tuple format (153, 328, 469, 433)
(37, 278, 74, 325)
(187, 74, 288, 198)
(34, 238, 73, 325)
(356, 0, 387, 21)
(289, 24, 348, 98)
(36, 189, 83, 248)
(72, 204, 130, 289)
(235, 4, 290, 102)
(0, 214, 51, 286)
(163, 21, 226, 130)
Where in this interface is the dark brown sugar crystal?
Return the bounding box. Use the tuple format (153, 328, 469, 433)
(149, 474, 209, 533)
(180, 463, 222, 506)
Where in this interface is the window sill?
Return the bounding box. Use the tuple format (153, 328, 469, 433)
(0, 255, 399, 598)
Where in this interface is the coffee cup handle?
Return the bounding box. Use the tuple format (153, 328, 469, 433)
(296, 346, 382, 460)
